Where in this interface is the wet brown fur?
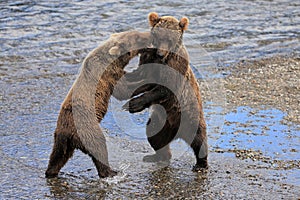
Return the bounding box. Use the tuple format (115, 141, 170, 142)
(45, 31, 151, 178)
(123, 13, 208, 170)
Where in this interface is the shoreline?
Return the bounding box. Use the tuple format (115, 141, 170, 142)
(224, 55, 300, 124)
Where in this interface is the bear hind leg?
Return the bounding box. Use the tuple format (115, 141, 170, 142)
(189, 127, 208, 171)
(76, 128, 117, 178)
(143, 145, 171, 163)
(91, 156, 117, 178)
(143, 115, 173, 164)
(45, 132, 75, 178)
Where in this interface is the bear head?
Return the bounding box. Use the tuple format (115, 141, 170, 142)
(109, 31, 151, 56)
(148, 12, 189, 58)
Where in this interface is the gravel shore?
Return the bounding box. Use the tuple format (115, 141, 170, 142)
(224, 55, 300, 124)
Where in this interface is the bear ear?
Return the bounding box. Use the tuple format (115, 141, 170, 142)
(179, 17, 189, 31)
(148, 12, 159, 27)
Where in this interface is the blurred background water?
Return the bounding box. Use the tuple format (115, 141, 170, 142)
(0, 0, 299, 199)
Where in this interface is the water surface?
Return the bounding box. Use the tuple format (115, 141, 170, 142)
(0, 0, 299, 199)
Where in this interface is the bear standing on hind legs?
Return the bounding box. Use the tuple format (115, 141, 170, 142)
(123, 12, 208, 170)
(45, 31, 151, 178)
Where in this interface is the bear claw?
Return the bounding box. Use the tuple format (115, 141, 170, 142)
(192, 163, 208, 172)
(99, 168, 117, 178)
(122, 98, 147, 113)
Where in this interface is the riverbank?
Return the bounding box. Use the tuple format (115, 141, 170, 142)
(1, 51, 299, 198)
(224, 55, 300, 124)
(46, 55, 299, 199)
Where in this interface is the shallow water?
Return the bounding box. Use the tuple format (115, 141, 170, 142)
(0, 0, 299, 199)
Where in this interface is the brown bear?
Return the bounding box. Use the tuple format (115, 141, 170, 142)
(122, 12, 208, 170)
(45, 30, 151, 178)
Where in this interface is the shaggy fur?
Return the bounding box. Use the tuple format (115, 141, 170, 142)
(45, 31, 151, 178)
(123, 13, 208, 170)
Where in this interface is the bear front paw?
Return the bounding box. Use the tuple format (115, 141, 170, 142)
(122, 97, 147, 113)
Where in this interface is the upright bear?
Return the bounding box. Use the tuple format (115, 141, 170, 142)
(45, 31, 151, 178)
(122, 12, 208, 170)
